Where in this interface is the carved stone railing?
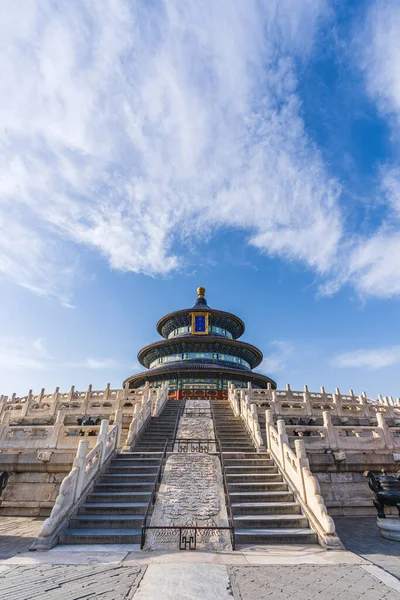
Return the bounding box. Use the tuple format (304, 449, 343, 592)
(284, 411, 400, 454)
(227, 383, 264, 451)
(0, 383, 157, 452)
(0, 384, 146, 422)
(122, 386, 157, 451)
(265, 410, 342, 549)
(152, 382, 169, 417)
(247, 383, 400, 420)
(32, 411, 122, 549)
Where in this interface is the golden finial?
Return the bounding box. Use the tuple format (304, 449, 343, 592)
(197, 286, 206, 298)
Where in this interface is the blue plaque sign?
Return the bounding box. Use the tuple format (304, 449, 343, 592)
(194, 315, 206, 332)
(190, 311, 209, 335)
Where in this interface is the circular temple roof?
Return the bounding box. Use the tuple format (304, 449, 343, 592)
(156, 288, 245, 339)
(123, 287, 276, 390)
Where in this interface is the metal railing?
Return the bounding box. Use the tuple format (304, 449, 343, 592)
(173, 438, 218, 453)
(171, 401, 185, 449)
(141, 438, 169, 549)
(219, 442, 236, 550)
(140, 401, 236, 551)
(182, 407, 212, 417)
(210, 401, 236, 550)
(140, 525, 233, 550)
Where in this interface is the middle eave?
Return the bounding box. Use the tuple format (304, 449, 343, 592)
(137, 336, 263, 369)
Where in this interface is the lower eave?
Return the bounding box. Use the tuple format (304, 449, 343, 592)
(123, 364, 276, 389)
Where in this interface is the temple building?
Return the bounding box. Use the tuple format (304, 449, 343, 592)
(123, 287, 276, 399)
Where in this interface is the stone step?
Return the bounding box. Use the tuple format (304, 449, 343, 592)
(60, 529, 142, 545)
(234, 514, 307, 528)
(225, 465, 277, 474)
(230, 490, 294, 502)
(223, 452, 270, 459)
(234, 528, 318, 545)
(223, 459, 274, 466)
(232, 497, 296, 513)
(94, 482, 154, 492)
(226, 473, 280, 483)
(106, 468, 158, 477)
(118, 452, 163, 458)
(69, 514, 143, 529)
(78, 502, 148, 515)
(228, 482, 286, 491)
(86, 491, 151, 503)
(101, 474, 157, 483)
(109, 462, 160, 470)
(220, 444, 255, 450)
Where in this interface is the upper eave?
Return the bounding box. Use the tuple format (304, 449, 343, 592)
(137, 336, 263, 369)
(156, 307, 245, 339)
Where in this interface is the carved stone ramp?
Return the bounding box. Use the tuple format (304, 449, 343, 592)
(59, 400, 184, 544)
(211, 398, 318, 546)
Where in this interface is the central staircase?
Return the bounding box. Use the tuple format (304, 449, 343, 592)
(211, 398, 318, 546)
(58, 395, 317, 547)
(60, 400, 183, 544)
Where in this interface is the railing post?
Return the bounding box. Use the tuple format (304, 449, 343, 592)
(333, 388, 343, 416)
(303, 385, 312, 416)
(114, 409, 123, 448)
(294, 439, 309, 502)
(322, 410, 338, 451)
(377, 413, 394, 450)
(98, 419, 109, 462)
(74, 440, 89, 501)
(265, 409, 273, 448)
(276, 417, 287, 466)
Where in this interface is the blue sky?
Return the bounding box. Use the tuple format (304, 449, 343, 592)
(1, 0, 400, 399)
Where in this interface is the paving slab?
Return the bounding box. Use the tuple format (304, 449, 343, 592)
(124, 550, 247, 565)
(133, 564, 233, 599)
(0, 516, 44, 559)
(0, 563, 145, 600)
(52, 543, 140, 552)
(4, 550, 129, 565)
(238, 543, 366, 564)
(335, 517, 400, 581)
(228, 565, 400, 600)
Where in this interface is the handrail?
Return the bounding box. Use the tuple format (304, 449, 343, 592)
(171, 401, 185, 449)
(141, 437, 169, 549)
(210, 402, 235, 550)
(216, 435, 235, 550)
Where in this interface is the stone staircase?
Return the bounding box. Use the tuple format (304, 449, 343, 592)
(211, 398, 318, 546)
(60, 400, 183, 544)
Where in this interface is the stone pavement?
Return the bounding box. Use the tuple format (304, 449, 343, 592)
(1, 516, 400, 599)
(229, 565, 399, 600)
(0, 545, 400, 599)
(0, 517, 44, 559)
(335, 517, 400, 580)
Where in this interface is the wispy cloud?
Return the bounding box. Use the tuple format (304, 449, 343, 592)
(342, 1, 400, 298)
(0, 0, 347, 301)
(332, 345, 400, 369)
(0, 336, 129, 376)
(259, 340, 294, 375)
(0, 337, 51, 371)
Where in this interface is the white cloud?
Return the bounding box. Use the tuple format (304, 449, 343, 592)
(356, 0, 400, 122)
(343, 2, 400, 298)
(259, 341, 294, 375)
(0, 335, 127, 379)
(332, 345, 400, 369)
(0, 0, 346, 301)
(0, 337, 51, 371)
